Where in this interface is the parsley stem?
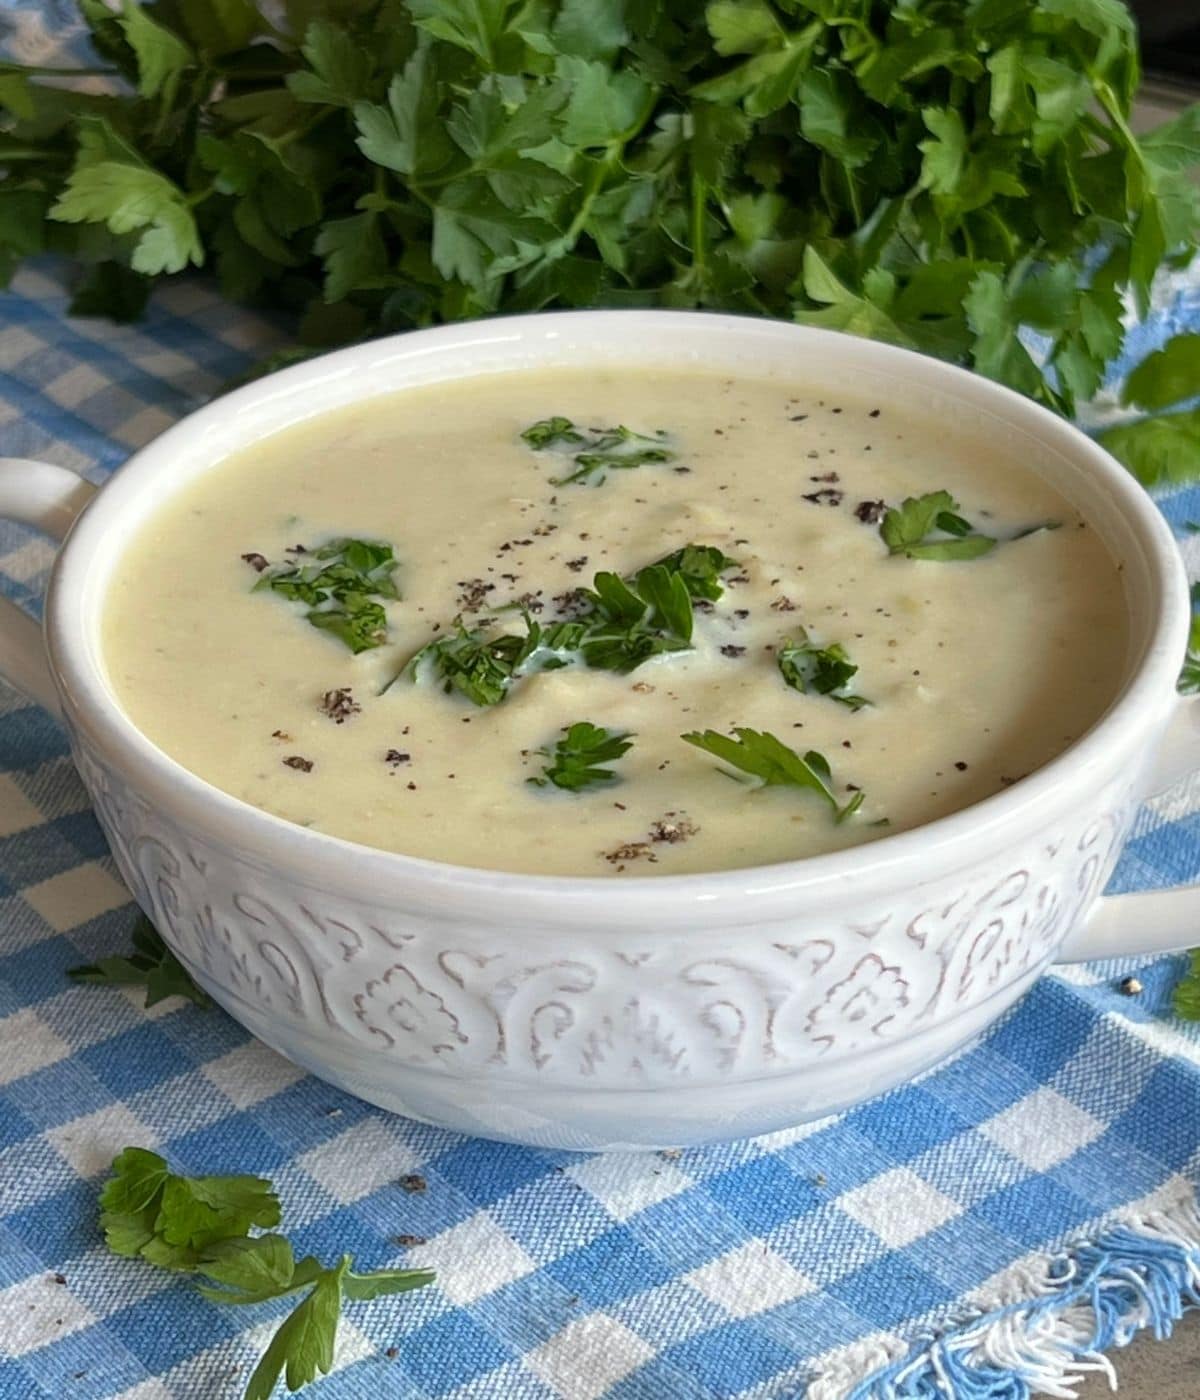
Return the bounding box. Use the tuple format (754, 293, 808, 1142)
(690, 170, 707, 277)
(0, 63, 116, 76)
(563, 157, 612, 248)
(561, 86, 657, 251)
(0, 147, 65, 161)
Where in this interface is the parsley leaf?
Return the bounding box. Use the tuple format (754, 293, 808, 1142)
(69, 915, 210, 1009)
(403, 614, 558, 706)
(778, 630, 869, 711)
(520, 416, 674, 486)
(99, 1147, 280, 1269)
(681, 727, 864, 823)
(118, 0, 194, 102)
(253, 538, 399, 654)
(879, 490, 997, 562)
(244, 1265, 344, 1400)
(49, 159, 203, 277)
(1098, 410, 1200, 490)
(651, 545, 739, 602)
(195, 1234, 302, 1305)
(575, 564, 693, 671)
(529, 722, 634, 791)
(1173, 950, 1200, 1021)
(520, 416, 584, 449)
(1122, 335, 1200, 413)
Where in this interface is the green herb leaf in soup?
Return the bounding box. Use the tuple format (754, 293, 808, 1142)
(249, 538, 399, 653)
(401, 615, 546, 707)
(576, 564, 694, 671)
(879, 491, 997, 561)
(529, 723, 635, 792)
(650, 544, 740, 601)
(521, 417, 675, 486)
(777, 630, 870, 711)
(681, 728, 865, 823)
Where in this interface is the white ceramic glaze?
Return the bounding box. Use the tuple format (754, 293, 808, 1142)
(2, 312, 1198, 1151)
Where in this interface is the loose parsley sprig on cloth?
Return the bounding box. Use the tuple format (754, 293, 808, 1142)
(682, 728, 864, 823)
(100, 1148, 434, 1400)
(69, 915, 210, 1009)
(521, 418, 674, 486)
(529, 722, 634, 791)
(777, 630, 869, 711)
(1172, 951, 1200, 1021)
(1, 1, 1195, 471)
(879, 491, 997, 562)
(251, 539, 399, 654)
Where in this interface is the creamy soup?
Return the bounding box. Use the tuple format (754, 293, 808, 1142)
(102, 367, 1129, 876)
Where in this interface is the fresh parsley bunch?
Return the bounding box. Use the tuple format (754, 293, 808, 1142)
(1, 1, 1197, 473)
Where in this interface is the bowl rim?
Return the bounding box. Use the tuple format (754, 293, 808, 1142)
(46, 309, 1190, 920)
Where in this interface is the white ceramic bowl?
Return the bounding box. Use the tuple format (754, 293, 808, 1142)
(2, 312, 1197, 1152)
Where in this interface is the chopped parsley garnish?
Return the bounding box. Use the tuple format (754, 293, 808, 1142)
(651, 545, 739, 602)
(880, 491, 996, 562)
(576, 565, 693, 671)
(100, 1148, 434, 1400)
(682, 728, 864, 823)
(69, 915, 210, 1010)
(252, 538, 399, 654)
(777, 630, 870, 711)
(402, 549, 710, 704)
(521, 417, 674, 486)
(529, 723, 634, 792)
(402, 615, 564, 707)
(520, 417, 584, 450)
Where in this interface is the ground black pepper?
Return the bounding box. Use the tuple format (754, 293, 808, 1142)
(282, 756, 313, 772)
(457, 578, 496, 611)
(320, 688, 360, 723)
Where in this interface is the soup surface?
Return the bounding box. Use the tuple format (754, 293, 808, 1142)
(103, 366, 1129, 875)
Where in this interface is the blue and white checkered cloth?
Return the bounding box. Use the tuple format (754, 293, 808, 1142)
(2, 210, 1200, 1400)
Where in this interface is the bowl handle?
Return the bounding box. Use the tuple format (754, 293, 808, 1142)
(0, 459, 97, 717)
(1057, 693, 1200, 962)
